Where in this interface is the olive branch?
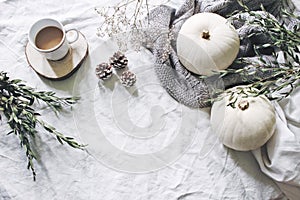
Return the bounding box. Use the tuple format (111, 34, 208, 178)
(204, 2, 300, 105)
(0, 71, 85, 181)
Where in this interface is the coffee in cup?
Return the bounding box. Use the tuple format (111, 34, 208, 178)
(35, 26, 63, 50)
(28, 18, 78, 61)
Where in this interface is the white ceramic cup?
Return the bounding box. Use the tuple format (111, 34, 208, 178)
(28, 18, 79, 61)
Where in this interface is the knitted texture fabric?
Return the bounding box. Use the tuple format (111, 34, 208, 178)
(146, 0, 299, 108)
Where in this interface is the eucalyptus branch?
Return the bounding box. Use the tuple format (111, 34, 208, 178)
(38, 119, 84, 149)
(208, 2, 300, 104)
(0, 71, 84, 181)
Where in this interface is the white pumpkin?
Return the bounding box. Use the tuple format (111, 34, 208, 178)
(177, 12, 240, 76)
(210, 86, 276, 151)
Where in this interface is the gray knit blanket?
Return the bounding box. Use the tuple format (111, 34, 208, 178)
(146, 0, 299, 108)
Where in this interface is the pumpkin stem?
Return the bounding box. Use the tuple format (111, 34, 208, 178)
(238, 100, 249, 110)
(202, 30, 210, 40)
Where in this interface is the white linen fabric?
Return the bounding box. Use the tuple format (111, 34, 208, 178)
(0, 0, 299, 200)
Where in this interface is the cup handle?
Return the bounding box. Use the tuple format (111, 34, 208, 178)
(66, 29, 79, 44)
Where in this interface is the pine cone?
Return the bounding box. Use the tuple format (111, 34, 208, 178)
(120, 71, 136, 87)
(109, 51, 128, 69)
(95, 62, 113, 80)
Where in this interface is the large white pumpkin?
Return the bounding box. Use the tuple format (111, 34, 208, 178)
(210, 86, 276, 151)
(177, 12, 240, 76)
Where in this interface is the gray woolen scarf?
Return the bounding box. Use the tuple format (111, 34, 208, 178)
(145, 0, 299, 108)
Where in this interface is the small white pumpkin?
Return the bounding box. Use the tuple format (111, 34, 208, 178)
(177, 12, 240, 76)
(210, 86, 276, 151)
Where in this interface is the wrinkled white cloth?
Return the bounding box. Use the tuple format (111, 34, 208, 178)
(0, 0, 299, 200)
(252, 91, 300, 200)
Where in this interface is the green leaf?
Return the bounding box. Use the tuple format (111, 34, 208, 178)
(7, 130, 14, 135)
(44, 126, 54, 133)
(12, 79, 22, 84)
(1, 96, 8, 101)
(261, 43, 272, 48)
(56, 136, 64, 145)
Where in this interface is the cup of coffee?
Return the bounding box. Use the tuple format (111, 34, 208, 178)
(28, 18, 78, 61)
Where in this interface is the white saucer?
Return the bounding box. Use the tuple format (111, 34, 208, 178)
(25, 31, 88, 80)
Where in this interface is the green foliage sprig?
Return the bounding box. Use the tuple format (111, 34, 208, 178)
(207, 1, 300, 104)
(0, 72, 85, 181)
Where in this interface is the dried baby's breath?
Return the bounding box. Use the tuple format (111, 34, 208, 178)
(95, 0, 173, 53)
